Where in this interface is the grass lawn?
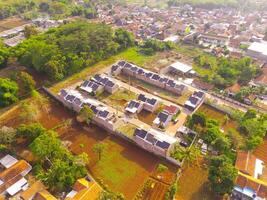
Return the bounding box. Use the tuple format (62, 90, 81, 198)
(98, 89, 137, 111)
(176, 159, 219, 200)
(116, 123, 137, 138)
(50, 47, 155, 93)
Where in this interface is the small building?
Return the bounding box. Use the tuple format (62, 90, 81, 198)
(0, 155, 32, 197)
(133, 128, 178, 157)
(137, 94, 159, 112)
(35, 190, 57, 200)
(184, 91, 205, 111)
(20, 181, 46, 200)
(169, 61, 193, 76)
(246, 41, 267, 62)
(65, 176, 102, 200)
(125, 100, 143, 114)
(232, 151, 267, 200)
(153, 111, 172, 128)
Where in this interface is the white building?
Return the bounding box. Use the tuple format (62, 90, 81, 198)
(246, 41, 267, 61)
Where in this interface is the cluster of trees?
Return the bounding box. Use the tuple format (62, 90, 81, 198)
(186, 112, 238, 195)
(0, 40, 10, 68)
(17, 123, 88, 192)
(0, 78, 19, 107)
(238, 109, 267, 150)
(14, 22, 135, 81)
(0, 0, 98, 20)
(233, 85, 266, 103)
(195, 55, 261, 88)
(0, 70, 37, 108)
(187, 112, 232, 155)
(139, 39, 174, 55)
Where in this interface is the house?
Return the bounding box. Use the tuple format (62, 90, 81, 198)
(246, 41, 267, 62)
(65, 176, 102, 200)
(168, 61, 193, 76)
(232, 151, 267, 200)
(192, 79, 214, 91)
(184, 91, 205, 111)
(153, 111, 172, 128)
(80, 75, 118, 95)
(137, 94, 159, 112)
(252, 65, 267, 87)
(58, 89, 121, 131)
(0, 155, 32, 197)
(198, 33, 228, 46)
(35, 190, 57, 200)
(125, 100, 143, 114)
(133, 128, 178, 157)
(164, 105, 179, 116)
(20, 181, 46, 200)
(80, 80, 104, 96)
(226, 83, 241, 97)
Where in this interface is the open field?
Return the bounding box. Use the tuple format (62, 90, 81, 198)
(0, 17, 28, 32)
(176, 159, 219, 200)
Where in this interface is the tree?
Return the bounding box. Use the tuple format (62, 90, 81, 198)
(0, 40, 9, 68)
(18, 71, 36, 91)
(0, 126, 16, 145)
(0, 78, 18, 107)
(171, 145, 201, 166)
(114, 28, 135, 50)
(24, 25, 39, 38)
(19, 101, 39, 122)
(208, 155, 238, 195)
(30, 130, 63, 161)
(17, 123, 45, 142)
(191, 112, 207, 127)
(243, 109, 257, 120)
(78, 105, 94, 124)
(37, 158, 87, 192)
(93, 142, 107, 161)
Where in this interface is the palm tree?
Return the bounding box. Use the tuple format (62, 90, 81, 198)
(172, 145, 201, 167)
(93, 142, 107, 161)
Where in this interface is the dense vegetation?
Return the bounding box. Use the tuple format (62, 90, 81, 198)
(186, 109, 267, 195)
(17, 123, 88, 192)
(13, 21, 135, 81)
(194, 55, 261, 88)
(0, 40, 10, 68)
(0, 0, 97, 20)
(0, 78, 19, 107)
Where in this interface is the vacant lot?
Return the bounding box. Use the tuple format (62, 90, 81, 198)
(0, 17, 28, 32)
(176, 160, 219, 200)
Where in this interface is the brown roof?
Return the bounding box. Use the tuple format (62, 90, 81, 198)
(0, 160, 31, 182)
(227, 83, 241, 93)
(34, 190, 57, 200)
(246, 178, 261, 191)
(192, 79, 214, 91)
(236, 175, 247, 188)
(258, 184, 267, 198)
(20, 181, 45, 200)
(0, 160, 31, 194)
(235, 151, 256, 176)
(255, 67, 267, 86)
